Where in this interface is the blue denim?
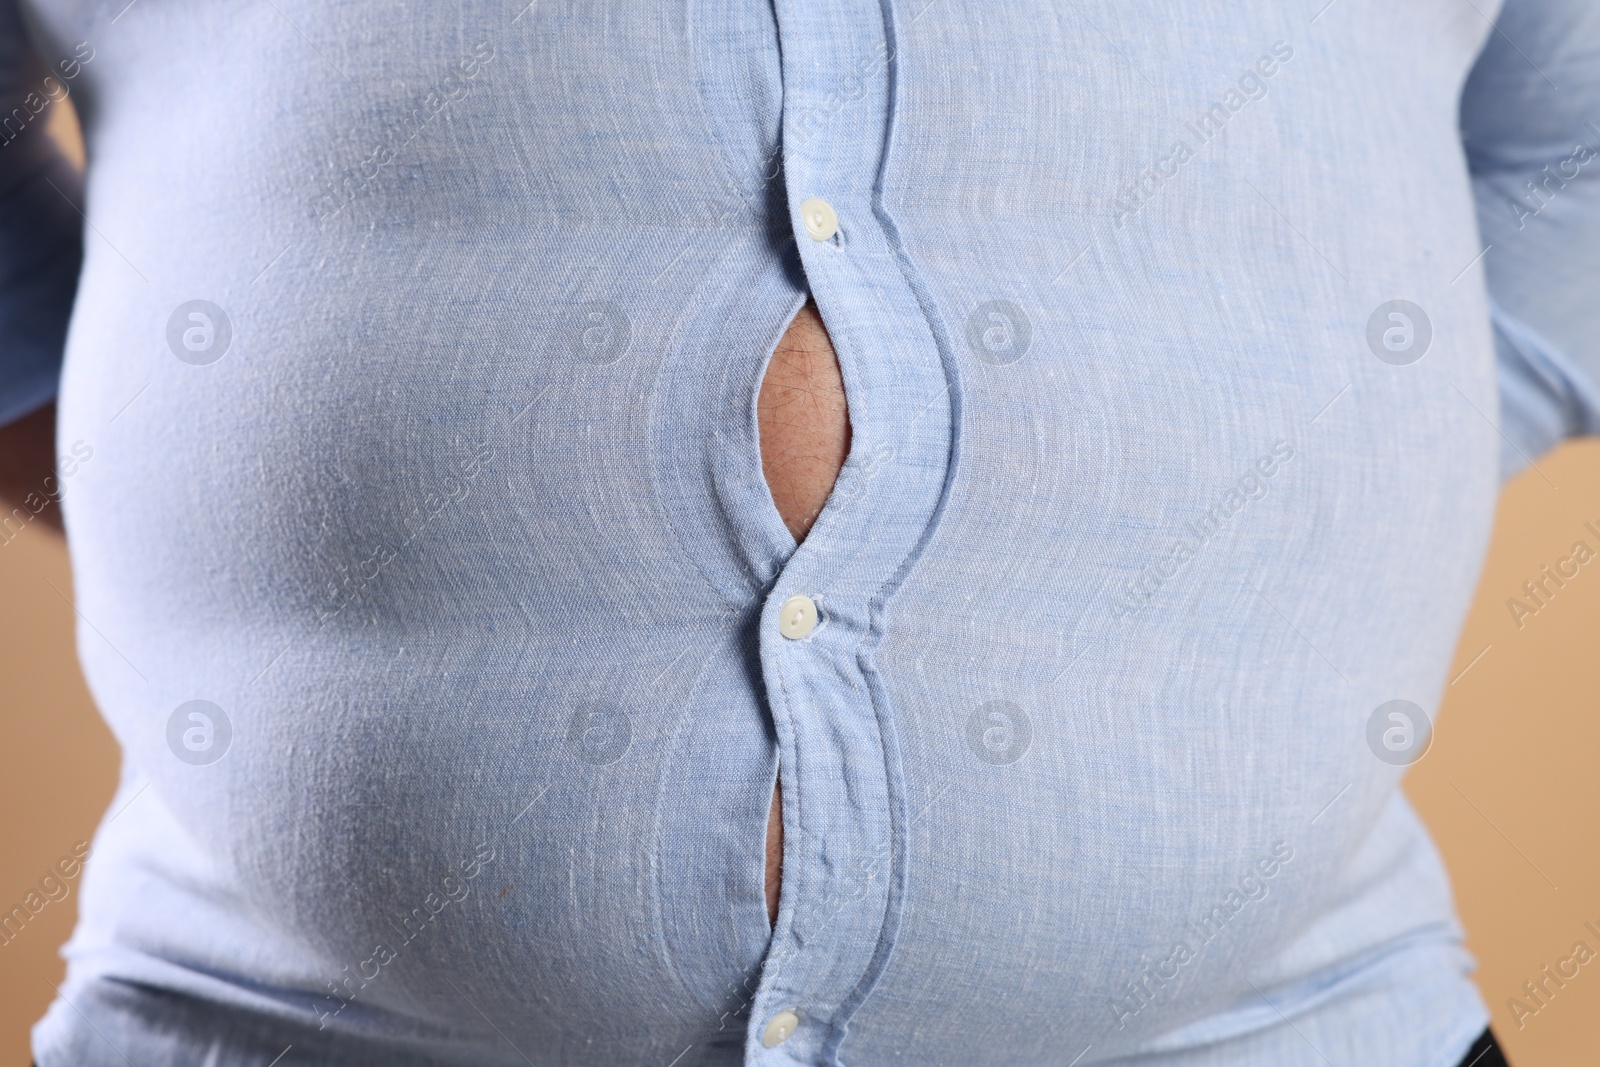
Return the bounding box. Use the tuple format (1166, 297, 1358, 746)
(4, 0, 1596, 1064)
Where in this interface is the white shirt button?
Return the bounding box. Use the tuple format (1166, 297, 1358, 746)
(778, 595, 818, 640)
(761, 1008, 801, 1048)
(799, 197, 838, 242)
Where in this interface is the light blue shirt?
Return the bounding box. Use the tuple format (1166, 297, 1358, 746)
(5, 0, 1597, 1064)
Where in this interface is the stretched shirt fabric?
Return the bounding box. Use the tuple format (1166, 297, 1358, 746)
(5, 0, 1599, 1064)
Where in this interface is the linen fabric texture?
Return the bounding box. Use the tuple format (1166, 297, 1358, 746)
(3, 0, 1597, 1064)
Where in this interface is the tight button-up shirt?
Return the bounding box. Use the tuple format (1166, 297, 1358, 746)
(5, 0, 1598, 1064)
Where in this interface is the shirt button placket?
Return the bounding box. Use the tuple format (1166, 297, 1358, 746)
(753, 1, 941, 1063)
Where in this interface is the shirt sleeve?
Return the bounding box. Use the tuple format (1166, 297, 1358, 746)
(1461, 0, 1600, 480)
(0, 0, 84, 428)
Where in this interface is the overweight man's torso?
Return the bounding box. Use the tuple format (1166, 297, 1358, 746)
(29, 0, 1509, 1063)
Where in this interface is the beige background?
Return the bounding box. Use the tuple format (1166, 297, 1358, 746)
(6, 108, 1600, 1067)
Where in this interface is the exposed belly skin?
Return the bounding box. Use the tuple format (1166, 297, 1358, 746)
(758, 298, 850, 926)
